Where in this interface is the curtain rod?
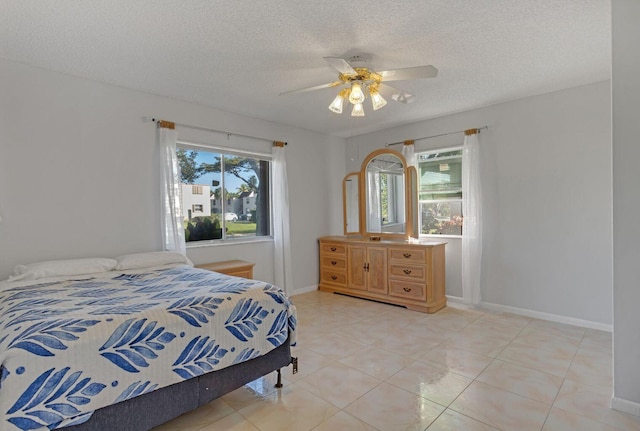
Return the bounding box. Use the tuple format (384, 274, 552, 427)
(385, 125, 488, 147)
(146, 117, 286, 145)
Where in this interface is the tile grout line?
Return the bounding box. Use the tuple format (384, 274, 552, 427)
(445, 319, 558, 430)
(538, 329, 589, 431)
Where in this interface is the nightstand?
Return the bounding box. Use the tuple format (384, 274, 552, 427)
(196, 260, 255, 279)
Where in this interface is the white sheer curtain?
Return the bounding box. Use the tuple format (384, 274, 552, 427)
(158, 123, 186, 255)
(272, 143, 293, 295)
(402, 140, 419, 238)
(402, 140, 417, 167)
(462, 130, 482, 304)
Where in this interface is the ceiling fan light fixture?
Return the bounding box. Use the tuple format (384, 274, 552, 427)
(328, 88, 350, 114)
(351, 103, 365, 117)
(369, 87, 387, 110)
(348, 82, 365, 105)
(281, 56, 437, 119)
(328, 94, 345, 114)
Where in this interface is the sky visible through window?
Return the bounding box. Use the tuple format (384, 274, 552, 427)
(189, 150, 244, 194)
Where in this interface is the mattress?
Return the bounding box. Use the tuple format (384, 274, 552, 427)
(0, 265, 297, 431)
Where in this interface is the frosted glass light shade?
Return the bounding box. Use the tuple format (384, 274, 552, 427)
(328, 94, 344, 114)
(370, 89, 387, 110)
(351, 103, 365, 117)
(348, 82, 365, 104)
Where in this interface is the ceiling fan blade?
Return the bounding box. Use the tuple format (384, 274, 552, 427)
(279, 81, 343, 96)
(323, 57, 357, 75)
(378, 83, 416, 104)
(377, 65, 438, 82)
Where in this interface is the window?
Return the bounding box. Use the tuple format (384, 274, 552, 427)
(177, 144, 271, 243)
(417, 148, 463, 236)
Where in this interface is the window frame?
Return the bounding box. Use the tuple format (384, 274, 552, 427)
(177, 140, 274, 247)
(417, 145, 464, 238)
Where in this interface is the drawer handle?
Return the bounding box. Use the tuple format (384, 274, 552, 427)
(403, 269, 412, 275)
(331, 260, 337, 265)
(331, 275, 338, 280)
(403, 253, 412, 258)
(330, 247, 337, 252)
(403, 287, 412, 292)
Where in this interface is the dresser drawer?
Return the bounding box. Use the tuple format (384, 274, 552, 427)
(389, 280, 427, 301)
(389, 248, 426, 264)
(388, 264, 425, 281)
(320, 270, 347, 286)
(320, 243, 347, 255)
(321, 256, 346, 269)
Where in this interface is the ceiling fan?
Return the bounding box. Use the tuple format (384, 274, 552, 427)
(280, 55, 438, 117)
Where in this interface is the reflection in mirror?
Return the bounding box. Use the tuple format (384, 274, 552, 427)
(343, 173, 360, 235)
(365, 152, 406, 235)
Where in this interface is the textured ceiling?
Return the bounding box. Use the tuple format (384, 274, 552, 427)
(0, 1, 610, 138)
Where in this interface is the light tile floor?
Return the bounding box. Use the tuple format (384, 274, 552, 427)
(153, 291, 640, 431)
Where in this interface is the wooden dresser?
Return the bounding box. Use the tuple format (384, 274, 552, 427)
(318, 236, 446, 313)
(196, 260, 255, 279)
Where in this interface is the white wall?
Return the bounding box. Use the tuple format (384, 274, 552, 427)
(0, 59, 345, 292)
(612, 0, 640, 415)
(347, 81, 612, 325)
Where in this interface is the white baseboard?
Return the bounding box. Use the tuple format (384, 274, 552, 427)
(446, 295, 612, 332)
(612, 396, 640, 417)
(444, 295, 477, 311)
(446, 295, 465, 304)
(291, 289, 612, 332)
(290, 284, 318, 296)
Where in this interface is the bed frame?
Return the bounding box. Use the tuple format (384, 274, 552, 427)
(64, 340, 296, 430)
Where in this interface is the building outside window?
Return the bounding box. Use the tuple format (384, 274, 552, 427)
(181, 184, 211, 221)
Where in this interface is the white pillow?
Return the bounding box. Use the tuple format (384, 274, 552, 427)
(11, 258, 118, 281)
(115, 251, 193, 270)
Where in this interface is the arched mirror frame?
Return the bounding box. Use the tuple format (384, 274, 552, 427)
(360, 149, 407, 238)
(341, 148, 418, 239)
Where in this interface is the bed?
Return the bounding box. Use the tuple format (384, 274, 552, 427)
(0, 253, 297, 431)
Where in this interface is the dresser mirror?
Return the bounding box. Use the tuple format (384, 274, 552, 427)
(363, 150, 407, 236)
(343, 172, 360, 235)
(341, 148, 419, 239)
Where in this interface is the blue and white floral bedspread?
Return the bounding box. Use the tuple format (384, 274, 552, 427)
(0, 265, 297, 430)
